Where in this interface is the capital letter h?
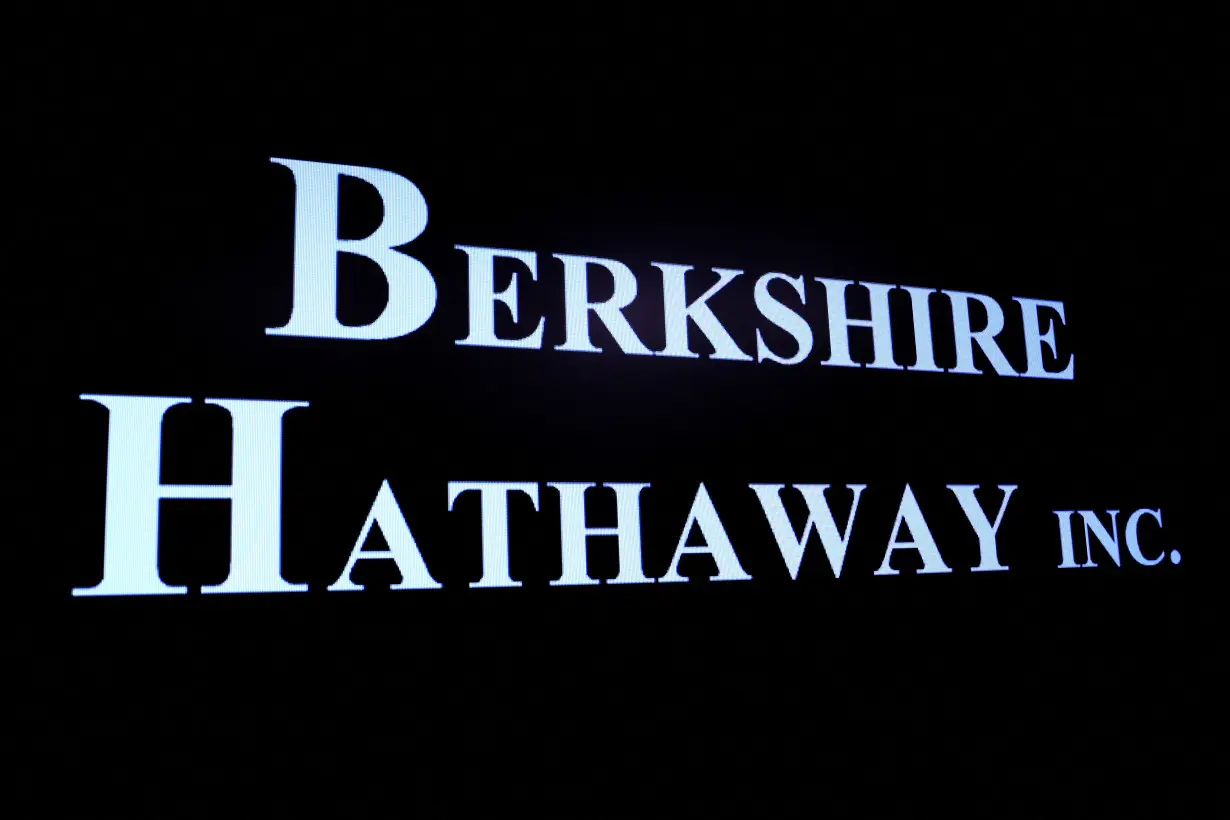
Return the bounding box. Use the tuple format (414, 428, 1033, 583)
(76, 395, 308, 596)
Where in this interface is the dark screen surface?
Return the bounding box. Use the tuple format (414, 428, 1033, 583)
(16, 8, 1219, 816)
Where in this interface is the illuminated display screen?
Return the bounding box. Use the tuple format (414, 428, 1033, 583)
(16, 9, 1213, 816)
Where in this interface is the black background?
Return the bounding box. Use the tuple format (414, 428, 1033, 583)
(15, 7, 1220, 816)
